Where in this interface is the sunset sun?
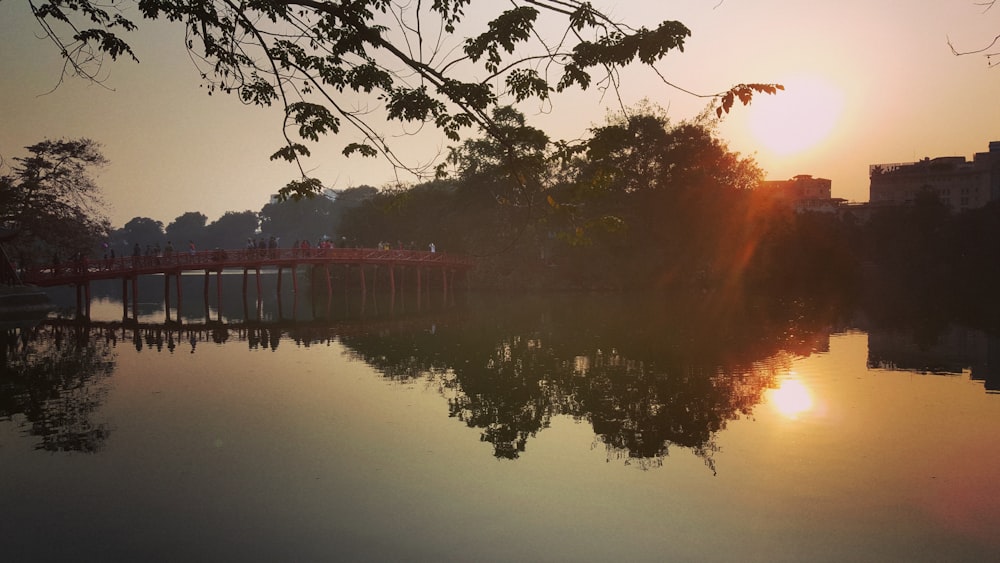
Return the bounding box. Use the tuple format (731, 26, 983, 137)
(748, 75, 844, 155)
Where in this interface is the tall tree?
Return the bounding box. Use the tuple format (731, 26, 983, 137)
(28, 0, 780, 198)
(0, 138, 111, 262)
(203, 210, 259, 249)
(551, 108, 765, 288)
(258, 194, 336, 243)
(113, 216, 165, 247)
(164, 211, 208, 249)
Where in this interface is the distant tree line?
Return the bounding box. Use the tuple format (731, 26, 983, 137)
(104, 186, 378, 257)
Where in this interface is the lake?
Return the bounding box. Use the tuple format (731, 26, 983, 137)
(2, 275, 999, 562)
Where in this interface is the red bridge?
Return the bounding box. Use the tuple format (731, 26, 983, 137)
(21, 247, 474, 319)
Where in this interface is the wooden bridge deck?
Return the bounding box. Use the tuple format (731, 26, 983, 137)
(22, 247, 474, 287)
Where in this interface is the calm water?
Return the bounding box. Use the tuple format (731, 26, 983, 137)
(2, 276, 999, 562)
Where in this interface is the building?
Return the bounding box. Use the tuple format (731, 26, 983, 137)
(761, 175, 842, 212)
(869, 141, 1000, 212)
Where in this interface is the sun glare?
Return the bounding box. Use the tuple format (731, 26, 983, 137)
(748, 75, 844, 156)
(770, 378, 813, 419)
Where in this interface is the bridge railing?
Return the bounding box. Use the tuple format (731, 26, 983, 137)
(21, 246, 474, 285)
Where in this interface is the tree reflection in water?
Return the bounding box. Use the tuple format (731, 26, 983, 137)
(337, 293, 839, 471)
(1, 291, 843, 468)
(0, 323, 116, 453)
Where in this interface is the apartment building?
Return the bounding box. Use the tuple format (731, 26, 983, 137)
(761, 174, 840, 212)
(869, 141, 1000, 212)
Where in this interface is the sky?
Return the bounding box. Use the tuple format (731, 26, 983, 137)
(2, 1, 999, 228)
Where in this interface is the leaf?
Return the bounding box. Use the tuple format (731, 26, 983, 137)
(287, 102, 341, 141)
(72, 28, 137, 61)
(506, 69, 551, 102)
(715, 83, 784, 118)
(343, 143, 378, 157)
(463, 6, 539, 73)
(269, 143, 311, 162)
(384, 86, 445, 122)
(239, 73, 277, 106)
(569, 3, 597, 31)
(275, 177, 324, 201)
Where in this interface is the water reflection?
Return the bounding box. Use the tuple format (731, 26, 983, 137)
(0, 322, 115, 452)
(0, 292, 832, 468)
(4, 290, 998, 467)
(338, 293, 848, 469)
(868, 324, 1000, 391)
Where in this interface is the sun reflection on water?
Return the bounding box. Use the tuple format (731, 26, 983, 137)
(769, 377, 813, 419)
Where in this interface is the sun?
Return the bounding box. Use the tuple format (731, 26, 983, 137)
(748, 75, 844, 156)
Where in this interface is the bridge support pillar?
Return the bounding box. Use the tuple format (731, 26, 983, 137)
(164, 274, 171, 321)
(216, 270, 222, 321)
(442, 267, 448, 301)
(122, 278, 129, 319)
(176, 272, 183, 319)
(131, 276, 138, 320)
(75, 282, 91, 319)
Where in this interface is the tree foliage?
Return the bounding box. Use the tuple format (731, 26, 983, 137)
(164, 211, 208, 247)
(259, 193, 337, 243)
(29, 0, 780, 197)
(202, 210, 259, 249)
(119, 216, 164, 241)
(0, 138, 111, 261)
(344, 104, 774, 290)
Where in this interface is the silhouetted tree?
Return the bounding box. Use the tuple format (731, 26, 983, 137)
(551, 108, 764, 289)
(0, 138, 111, 263)
(446, 106, 554, 263)
(203, 210, 259, 249)
(111, 216, 165, 249)
(165, 211, 208, 250)
(258, 195, 336, 244)
(336, 106, 776, 290)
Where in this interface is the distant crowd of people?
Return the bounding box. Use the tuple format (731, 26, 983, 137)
(90, 236, 437, 268)
(46, 235, 441, 275)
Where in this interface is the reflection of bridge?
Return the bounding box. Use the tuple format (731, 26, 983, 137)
(21, 248, 474, 319)
(37, 311, 452, 352)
